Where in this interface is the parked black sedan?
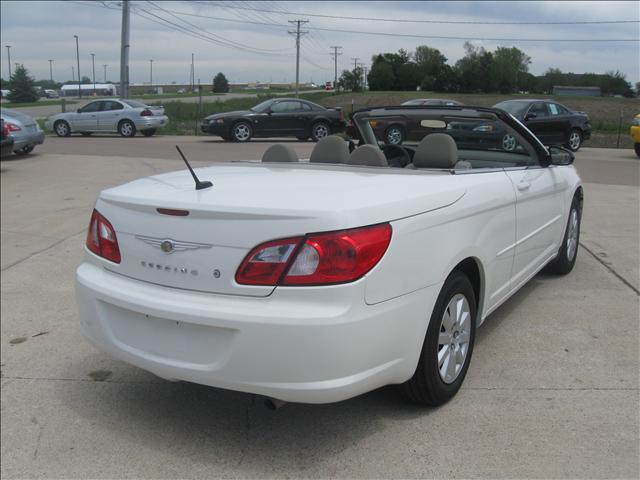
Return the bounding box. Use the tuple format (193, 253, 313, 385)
(493, 99, 591, 151)
(201, 98, 345, 142)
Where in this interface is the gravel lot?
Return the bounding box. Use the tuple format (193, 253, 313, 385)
(1, 139, 638, 478)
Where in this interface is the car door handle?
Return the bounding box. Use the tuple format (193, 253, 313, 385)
(517, 181, 531, 191)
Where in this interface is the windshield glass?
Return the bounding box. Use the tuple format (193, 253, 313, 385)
(352, 108, 538, 169)
(251, 99, 275, 113)
(121, 99, 147, 108)
(494, 101, 530, 117)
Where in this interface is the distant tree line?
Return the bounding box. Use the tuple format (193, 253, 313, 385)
(337, 43, 635, 97)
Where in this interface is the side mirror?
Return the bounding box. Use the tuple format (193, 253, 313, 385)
(524, 112, 537, 121)
(547, 145, 574, 165)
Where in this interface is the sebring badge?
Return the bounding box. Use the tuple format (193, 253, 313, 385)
(135, 235, 212, 254)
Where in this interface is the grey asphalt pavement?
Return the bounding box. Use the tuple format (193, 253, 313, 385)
(1, 142, 638, 478)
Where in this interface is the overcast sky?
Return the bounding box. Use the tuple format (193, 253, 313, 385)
(1, 0, 638, 86)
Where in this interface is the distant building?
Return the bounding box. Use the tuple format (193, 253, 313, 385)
(552, 86, 601, 97)
(61, 83, 117, 97)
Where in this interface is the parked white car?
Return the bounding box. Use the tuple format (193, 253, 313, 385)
(45, 99, 168, 137)
(75, 105, 583, 406)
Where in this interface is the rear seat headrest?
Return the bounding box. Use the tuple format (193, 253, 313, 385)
(412, 133, 458, 169)
(347, 145, 388, 167)
(309, 135, 350, 164)
(262, 144, 298, 163)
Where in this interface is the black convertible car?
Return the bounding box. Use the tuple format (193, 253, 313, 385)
(201, 98, 345, 142)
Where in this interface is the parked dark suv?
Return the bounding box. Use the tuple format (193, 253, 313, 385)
(493, 99, 592, 151)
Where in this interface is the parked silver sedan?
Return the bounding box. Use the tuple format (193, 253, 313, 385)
(0, 108, 46, 155)
(45, 99, 169, 137)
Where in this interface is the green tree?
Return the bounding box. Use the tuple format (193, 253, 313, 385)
(7, 64, 39, 103)
(212, 72, 230, 93)
(414, 45, 447, 77)
(338, 67, 363, 92)
(367, 61, 395, 90)
(490, 46, 531, 93)
(81, 76, 91, 84)
(396, 62, 421, 91)
(454, 42, 493, 93)
(635, 82, 640, 97)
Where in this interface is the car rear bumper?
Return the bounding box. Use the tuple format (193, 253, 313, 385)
(12, 130, 45, 150)
(76, 261, 435, 403)
(135, 116, 169, 130)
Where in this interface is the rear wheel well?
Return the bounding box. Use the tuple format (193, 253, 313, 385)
(453, 258, 482, 307)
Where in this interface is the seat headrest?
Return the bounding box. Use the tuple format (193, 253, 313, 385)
(262, 144, 298, 163)
(347, 145, 388, 167)
(309, 135, 350, 164)
(412, 133, 458, 169)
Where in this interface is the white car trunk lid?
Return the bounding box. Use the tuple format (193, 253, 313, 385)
(95, 163, 465, 296)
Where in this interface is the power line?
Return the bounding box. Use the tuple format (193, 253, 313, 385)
(202, 1, 639, 25)
(147, 8, 640, 43)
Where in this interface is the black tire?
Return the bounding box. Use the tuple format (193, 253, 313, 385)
(401, 270, 477, 406)
(634, 143, 640, 158)
(118, 120, 136, 137)
(141, 128, 156, 137)
(54, 120, 71, 137)
(231, 121, 252, 142)
(310, 121, 330, 142)
(566, 128, 583, 152)
(545, 194, 582, 275)
(14, 145, 35, 155)
(385, 125, 405, 145)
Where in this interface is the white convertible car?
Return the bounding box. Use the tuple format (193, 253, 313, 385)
(76, 105, 583, 406)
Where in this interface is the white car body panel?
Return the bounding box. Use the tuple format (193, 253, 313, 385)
(76, 156, 582, 403)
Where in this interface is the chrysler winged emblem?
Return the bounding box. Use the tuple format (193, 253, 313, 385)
(136, 235, 212, 254)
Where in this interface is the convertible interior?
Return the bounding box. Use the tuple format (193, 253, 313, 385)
(260, 108, 539, 171)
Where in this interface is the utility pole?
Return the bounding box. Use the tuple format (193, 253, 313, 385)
(48, 59, 54, 82)
(190, 53, 194, 92)
(90, 53, 96, 96)
(5, 45, 11, 78)
(71, 66, 75, 83)
(149, 59, 153, 91)
(351, 57, 360, 70)
(363, 66, 368, 91)
(74, 35, 81, 98)
(329, 46, 342, 89)
(288, 19, 309, 97)
(119, 0, 130, 98)
(103, 64, 107, 82)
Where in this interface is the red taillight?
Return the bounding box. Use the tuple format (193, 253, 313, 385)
(235, 223, 392, 286)
(86, 209, 121, 264)
(140, 109, 153, 116)
(5, 122, 21, 132)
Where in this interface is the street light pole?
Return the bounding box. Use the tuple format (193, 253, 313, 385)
(48, 59, 54, 82)
(5, 45, 11, 78)
(90, 53, 96, 96)
(149, 59, 153, 92)
(103, 64, 107, 82)
(73, 35, 81, 98)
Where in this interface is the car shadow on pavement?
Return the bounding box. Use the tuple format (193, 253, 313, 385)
(54, 366, 436, 472)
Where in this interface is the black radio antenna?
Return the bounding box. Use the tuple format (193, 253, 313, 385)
(175, 145, 213, 190)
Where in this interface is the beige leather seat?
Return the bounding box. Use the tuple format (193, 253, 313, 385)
(309, 135, 350, 164)
(261, 144, 298, 163)
(347, 145, 388, 167)
(410, 133, 458, 169)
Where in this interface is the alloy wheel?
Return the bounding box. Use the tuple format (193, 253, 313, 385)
(569, 131, 581, 151)
(502, 134, 517, 151)
(234, 123, 251, 141)
(437, 293, 472, 384)
(120, 122, 134, 137)
(566, 208, 579, 261)
(55, 122, 69, 136)
(386, 127, 403, 145)
(313, 123, 329, 140)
